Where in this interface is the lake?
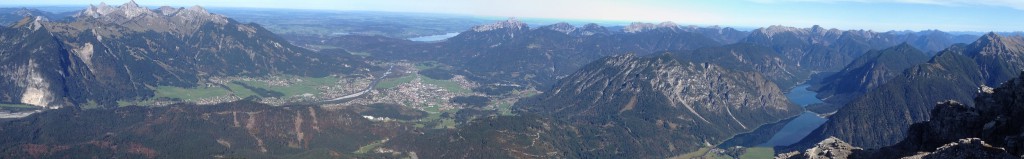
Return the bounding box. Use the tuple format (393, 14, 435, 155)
(784, 84, 824, 107)
(408, 32, 460, 42)
(759, 84, 828, 146)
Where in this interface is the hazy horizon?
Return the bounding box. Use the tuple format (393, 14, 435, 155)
(3, 0, 1024, 32)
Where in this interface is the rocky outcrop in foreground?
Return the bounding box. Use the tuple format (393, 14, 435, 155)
(776, 137, 861, 159)
(781, 72, 1024, 159)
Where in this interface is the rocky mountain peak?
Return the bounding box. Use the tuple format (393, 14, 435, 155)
(187, 5, 209, 14)
(78, 1, 152, 19)
(575, 23, 608, 36)
(689, 25, 720, 30)
(13, 8, 42, 17)
(156, 6, 178, 15)
(908, 138, 1017, 158)
(810, 25, 824, 32)
(97, 2, 110, 9)
(120, 0, 150, 18)
(844, 29, 880, 39)
(892, 42, 916, 51)
(10, 16, 47, 31)
(122, 0, 140, 9)
(66, 2, 229, 36)
(539, 22, 575, 34)
(776, 137, 862, 159)
(656, 21, 679, 28)
(755, 25, 806, 39)
(623, 22, 655, 33)
(471, 18, 527, 32)
(623, 21, 679, 33)
(968, 32, 1024, 56)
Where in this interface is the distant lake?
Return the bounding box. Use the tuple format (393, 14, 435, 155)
(785, 84, 824, 106)
(408, 32, 460, 42)
(760, 84, 827, 146)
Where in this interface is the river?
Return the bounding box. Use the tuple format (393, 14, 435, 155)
(759, 84, 828, 146)
(291, 65, 392, 106)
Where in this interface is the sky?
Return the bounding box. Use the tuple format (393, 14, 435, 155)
(2, 0, 1024, 32)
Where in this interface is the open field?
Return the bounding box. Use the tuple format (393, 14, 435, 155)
(237, 76, 340, 97)
(354, 139, 388, 154)
(375, 75, 416, 89)
(153, 86, 230, 101)
(740, 147, 774, 159)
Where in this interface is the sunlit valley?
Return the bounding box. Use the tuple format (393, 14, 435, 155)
(1, 0, 1024, 158)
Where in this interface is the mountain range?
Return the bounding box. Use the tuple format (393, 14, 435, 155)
(329, 18, 735, 87)
(0, 1, 368, 108)
(330, 19, 978, 91)
(794, 33, 1024, 149)
(812, 43, 931, 106)
(0, 2, 1016, 158)
(386, 54, 802, 158)
(781, 71, 1024, 158)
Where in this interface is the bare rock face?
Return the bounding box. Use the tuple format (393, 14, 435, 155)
(905, 138, 1016, 159)
(0, 19, 83, 108)
(574, 23, 609, 36)
(622, 21, 681, 33)
(0, 1, 368, 108)
(804, 137, 862, 159)
(776, 137, 862, 159)
(68, 0, 229, 36)
(470, 18, 526, 32)
(537, 22, 575, 34)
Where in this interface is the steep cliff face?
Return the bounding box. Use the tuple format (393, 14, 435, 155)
(0, 2, 368, 108)
(515, 54, 801, 157)
(797, 33, 1024, 149)
(0, 20, 89, 108)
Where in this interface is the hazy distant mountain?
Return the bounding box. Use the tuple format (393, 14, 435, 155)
(329, 20, 978, 98)
(0, 8, 72, 25)
(813, 43, 930, 105)
(794, 33, 1024, 149)
(0, 1, 368, 108)
(213, 8, 492, 39)
(901, 30, 981, 54)
(743, 25, 976, 73)
(329, 19, 735, 86)
(622, 22, 750, 44)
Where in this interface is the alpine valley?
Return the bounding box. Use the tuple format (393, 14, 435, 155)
(0, 1, 1022, 159)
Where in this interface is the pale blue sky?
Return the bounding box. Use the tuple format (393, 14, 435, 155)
(3, 0, 1023, 32)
